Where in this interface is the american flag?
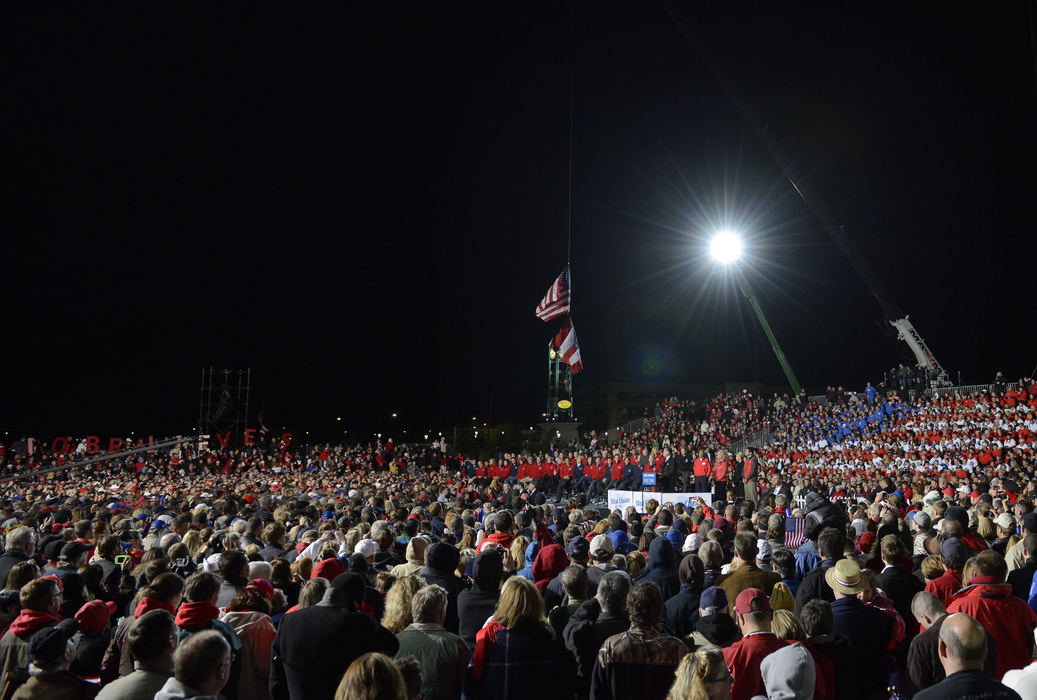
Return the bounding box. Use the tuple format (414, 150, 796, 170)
(784, 516, 806, 549)
(552, 317, 583, 374)
(535, 267, 571, 322)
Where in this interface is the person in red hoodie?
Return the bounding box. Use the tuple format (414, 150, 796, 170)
(0, 576, 65, 690)
(173, 571, 243, 699)
(531, 544, 569, 595)
(101, 572, 185, 683)
(946, 549, 1037, 679)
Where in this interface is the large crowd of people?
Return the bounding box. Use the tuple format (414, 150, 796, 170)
(0, 373, 1034, 699)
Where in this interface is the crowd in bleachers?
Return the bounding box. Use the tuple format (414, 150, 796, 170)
(0, 373, 1034, 698)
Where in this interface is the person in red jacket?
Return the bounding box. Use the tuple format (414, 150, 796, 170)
(722, 588, 788, 700)
(946, 549, 1037, 679)
(693, 451, 712, 493)
(712, 452, 730, 503)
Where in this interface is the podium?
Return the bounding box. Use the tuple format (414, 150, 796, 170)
(642, 472, 661, 493)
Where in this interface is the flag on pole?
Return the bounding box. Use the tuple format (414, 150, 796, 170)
(535, 267, 571, 322)
(552, 317, 583, 374)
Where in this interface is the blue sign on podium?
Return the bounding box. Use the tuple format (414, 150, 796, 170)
(642, 472, 656, 486)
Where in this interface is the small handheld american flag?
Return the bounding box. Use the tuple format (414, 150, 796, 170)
(784, 516, 806, 548)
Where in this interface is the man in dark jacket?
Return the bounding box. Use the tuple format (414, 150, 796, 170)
(795, 527, 844, 614)
(0, 527, 35, 592)
(1007, 534, 1037, 601)
(801, 598, 860, 700)
(420, 543, 469, 634)
(876, 534, 924, 641)
(258, 523, 288, 562)
(827, 559, 893, 699)
(663, 554, 703, 638)
(563, 570, 631, 700)
(270, 573, 398, 700)
(689, 586, 740, 648)
(907, 591, 998, 694)
(802, 492, 848, 543)
(456, 550, 503, 649)
(915, 613, 1020, 700)
(214, 550, 249, 609)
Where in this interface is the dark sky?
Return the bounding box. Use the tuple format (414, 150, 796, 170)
(5, 3, 1036, 440)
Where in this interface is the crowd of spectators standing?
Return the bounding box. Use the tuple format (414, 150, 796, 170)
(0, 373, 1033, 698)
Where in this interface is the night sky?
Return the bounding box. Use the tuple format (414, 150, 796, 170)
(5, 3, 1036, 440)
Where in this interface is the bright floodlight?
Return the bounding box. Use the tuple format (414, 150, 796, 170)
(710, 231, 743, 264)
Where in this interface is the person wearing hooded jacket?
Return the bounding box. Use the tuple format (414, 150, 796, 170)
(663, 554, 704, 639)
(71, 599, 116, 681)
(170, 572, 242, 700)
(946, 549, 1037, 680)
(457, 550, 504, 649)
(0, 577, 65, 693)
(390, 536, 431, 580)
(637, 537, 680, 601)
(421, 543, 470, 635)
(270, 572, 398, 700)
(532, 544, 570, 596)
(218, 586, 276, 700)
(516, 540, 539, 581)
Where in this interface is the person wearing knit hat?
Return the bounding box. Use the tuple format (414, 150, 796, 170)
(311, 557, 345, 583)
(73, 599, 118, 680)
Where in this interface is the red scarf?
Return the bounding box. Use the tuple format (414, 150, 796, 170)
(134, 597, 176, 620)
(9, 609, 63, 638)
(470, 621, 504, 680)
(174, 601, 220, 630)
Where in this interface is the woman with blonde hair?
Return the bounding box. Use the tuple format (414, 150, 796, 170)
(771, 609, 806, 641)
(381, 575, 426, 634)
(463, 576, 563, 699)
(182, 530, 202, 560)
(334, 652, 408, 700)
(508, 535, 529, 575)
(667, 644, 731, 700)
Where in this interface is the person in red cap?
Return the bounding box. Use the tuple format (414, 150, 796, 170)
(722, 588, 787, 700)
(72, 599, 117, 681)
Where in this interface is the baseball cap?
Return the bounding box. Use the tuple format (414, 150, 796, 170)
(567, 536, 589, 561)
(941, 537, 968, 561)
(590, 534, 615, 559)
(913, 512, 932, 530)
(27, 619, 78, 665)
(995, 513, 1016, 531)
(354, 539, 379, 558)
(700, 586, 728, 613)
(734, 588, 772, 615)
(60, 542, 89, 562)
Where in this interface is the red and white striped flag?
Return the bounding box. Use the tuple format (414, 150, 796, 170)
(552, 317, 583, 374)
(535, 267, 571, 322)
(784, 516, 806, 549)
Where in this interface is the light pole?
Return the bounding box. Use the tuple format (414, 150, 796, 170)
(710, 231, 803, 396)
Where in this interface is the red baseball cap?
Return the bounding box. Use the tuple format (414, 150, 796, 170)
(734, 588, 772, 615)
